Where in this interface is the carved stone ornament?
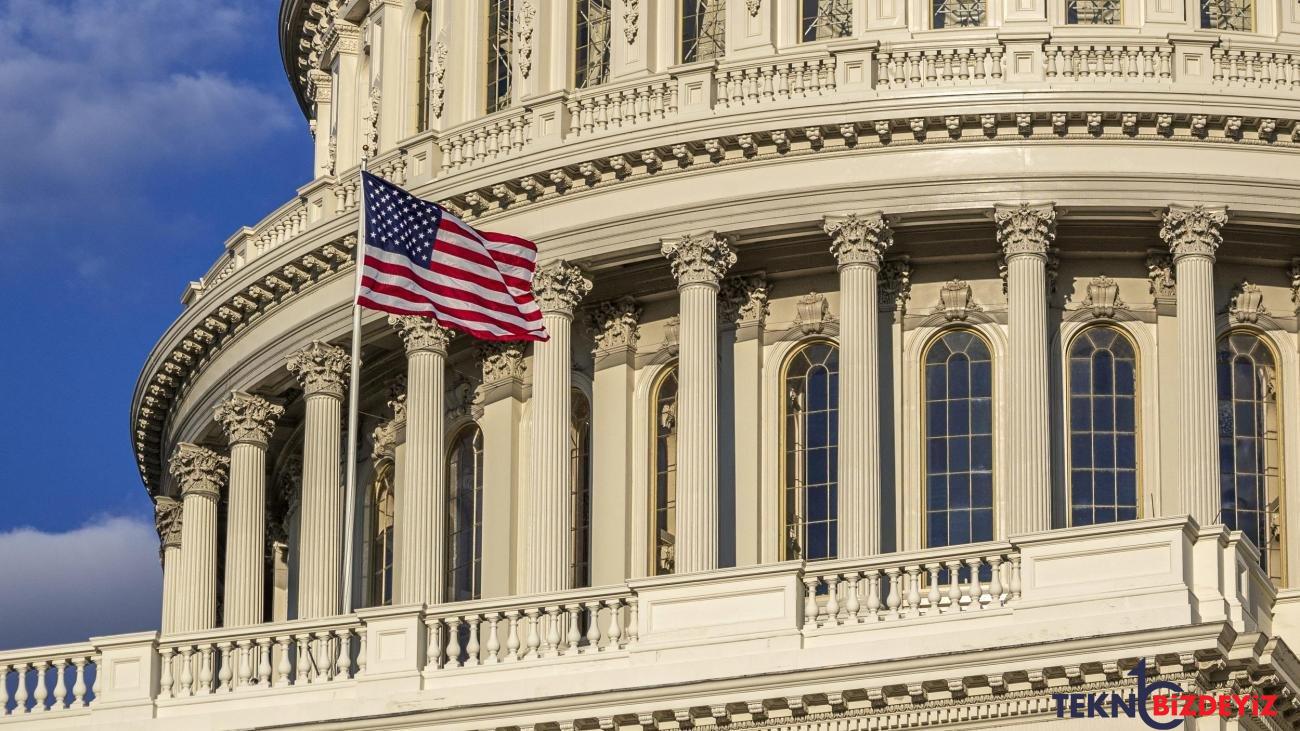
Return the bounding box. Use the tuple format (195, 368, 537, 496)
(429, 35, 448, 120)
(796, 292, 831, 334)
(719, 275, 770, 325)
(517, 0, 537, 78)
(623, 0, 640, 43)
(994, 203, 1056, 257)
(1160, 204, 1228, 260)
(154, 496, 184, 551)
(478, 340, 526, 385)
(213, 391, 285, 447)
(663, 315, 681, 354)
(587, 297, 642, 351)
(746, 0, 762, 16)
(286, 341, 351, 398)
(661, 233, 737, 286)
(824, 213, 893, 268)
(879, 258, 913, 310)
(387, 374, 408, 424)
(1082, 275, 1125, 318)
(1290, 259, 1300, 306)
(371, 421, 398, 464)
(446, 378, 484, 421)
(362, 82, 381, 158)
(168, 443, 228, 501)
(532, 260, 593, 314)
(1146, 252, 1176, 298)
(1230, 282, 1268, 323)
(389, 314, 454, 355)
(936, 279, 982, 321)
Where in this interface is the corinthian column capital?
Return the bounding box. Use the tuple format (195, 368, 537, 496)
(478, 340, 527, 385)
(532, 261, 593, 315)
(661, 232, 737, 287)
(168, 443, 228, 501)
(154, 496, 184, 550)
(824, 213, 892, 268)
(286, 341, 351, 398)
(389, 315, 454, 355)
(995, 203, 1056, 257)
(1161, 204, 1228, 261)
(586, 297, 642, 351)
(213, 391, 284, 447)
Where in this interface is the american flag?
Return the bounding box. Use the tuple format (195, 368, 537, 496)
(356, 172, 547, 341)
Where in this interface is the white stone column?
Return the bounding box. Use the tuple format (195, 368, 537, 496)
(213, 391, 284, 628)
(824, 213, 892, 557)
(287, 341, 351, 619)
(1160, 205, 1228, 524)
(168, 444, 228, 632)
(662, 233, 737, 573)
(995, 203, 1056, 536)
(524, 262, 593, 594)
(154, 497, 184, 634)
(588, 298, 642, 585)
(389, 316, 454, 605)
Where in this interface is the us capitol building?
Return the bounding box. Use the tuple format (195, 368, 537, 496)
(6, 0, 1300, 728)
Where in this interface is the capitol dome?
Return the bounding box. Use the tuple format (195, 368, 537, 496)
(4, 0, 1300, 728)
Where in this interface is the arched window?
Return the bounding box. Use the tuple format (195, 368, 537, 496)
(575, 0, 612, 88)
(446, 426, 484, 601)
(1067, 327, 1138, 526)
(486, 0, 514, 113)
(1201, 0, 1252, 30)
(924, 331, 994, 547)
(413, 11, 431, 132)
(801, 0, 853, 41)
(1218, 333, 1284, 580)
(571, 389, 594, 587)
(366, 461, 395, 606)
(783, 341, 839, 561)
(651, 365, 678, 575)
(681, 0, 725, 63)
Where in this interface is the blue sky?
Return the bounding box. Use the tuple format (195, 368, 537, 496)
(0, 0, 311, 648)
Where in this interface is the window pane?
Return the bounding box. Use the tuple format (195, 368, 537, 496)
(575, 0, 612, 87)
(925, 332, 993, 548)
(801, 0, 853, 41)
(652, 367, 679, 575)
(1067, 328, 1138, 526)
(1201, 0, 1252, 30)
(486, 0, 514, 113)
(446, 427, 484, 601)
(1067, 0, 1120, 24)
(784, 343, 839, 561)
(682, 0, 726, 63)
(1219, 335, 1282, 580)
(933, 0, 985, 27)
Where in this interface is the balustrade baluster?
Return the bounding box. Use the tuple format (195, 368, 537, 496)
(215, 642, 233, 692)
(51, 659, 67, 710)
(198, 645, 214, 694)
(238, 640, 254, 689)
(335, 630, 353, 679)
(14, 663, 29, 713)
(566, 605, 582, 653)
(926, 565, 941, 613)
(988, 556, 1004, 606)
(485, 613, 502, 663)
(946, 561, 963, 611)
(583, 602, 602, 651)
(275, 637, 292, 685)
(357, 631, 367, 676)
(865, 570, 881, 619)
(606, 600, 624, 648)
(0, 664, 10, 716)
(32, 661, 48, 712)
(825, 575, 841, 624)
(965, 558, 984, 610)
(627, 599, 639, 645)
(158, 650, 174, 700)
(905, 566, 922, 618)
(885, 567, 902, 619)
(846, 574, 862, 621)
(179, 647, 195, 697)
(446, 618, 463, 668)
(543, 607, 562, 657)
(425, 619, 444, 671)
(71, 657, 87, 707)
(465, 617, 482, 667)
(257, 639, 272, 687)
(1010, 555, 1023, 600)
(505, 610, 522, 662)
(802, 576, 819, 627)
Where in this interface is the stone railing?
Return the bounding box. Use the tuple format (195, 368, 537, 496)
(800, 541, 1020, 628)
(437, 107, 534, 174)
(155, 615, 364, 698)
(1045, 40, 1174, 81)
(1213, 44, 1300, 87)
(714, 52, 838, 107)
(424, 586, 636, 669)
(566, 76, 678, 138)
(875, 43, 1005, 90)
(0, 518, 1285, 730)
(0, 643, 97, 717)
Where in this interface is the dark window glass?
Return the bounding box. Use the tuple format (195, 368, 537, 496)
(924, 332, 994, 547)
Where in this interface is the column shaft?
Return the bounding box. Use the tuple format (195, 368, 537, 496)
(298, 392, 344, 618)
(397, 348, 446, 605)
(839, 263, 882, 556)
(177, 493, 219, 631)
(1006, 254, 1052, 534)
(526, 311, 574, 593)
(160, 545, 181, 634)
(1175, 255, 1220, 522)
(676, 282, 721, 573)
(223, 441, 266, 627)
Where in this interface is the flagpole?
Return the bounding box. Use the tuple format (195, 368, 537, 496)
(340, 156, 368, 616)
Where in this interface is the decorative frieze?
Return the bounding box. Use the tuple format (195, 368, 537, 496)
(287, 341, 350, 398)
(533, 260, 593, 314)
(796, 292, 831, 334)
(390, 314, 454, 355)
(1161, 204, 1228, 260)
(936, 279, 981, 321)
(662, 233, 737, 286)
(1081, 275, 1125, 318)
(168, 444, 228, 501)
(718, 275, 770, 326)
(587, 297, 642, 351)
(213, 391, 284, 448)
(824, 213, 892, 268)
(1229, 281, 1267, 323)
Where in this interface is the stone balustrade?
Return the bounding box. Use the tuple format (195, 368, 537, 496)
(0, 643, 97, 717)
(0, 517, 1287, 729)
(179, 32, 1300, 308)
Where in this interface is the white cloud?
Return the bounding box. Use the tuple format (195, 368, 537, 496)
(0, 517, 161, 650)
